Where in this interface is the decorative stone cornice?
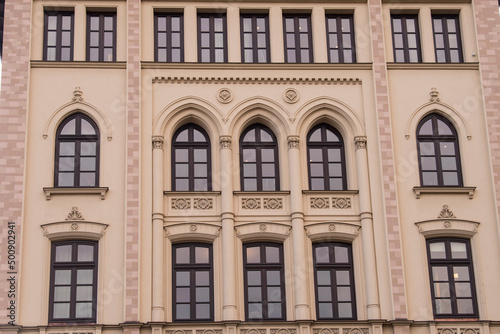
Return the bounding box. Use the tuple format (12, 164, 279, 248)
(288, 136, 300, 149)
(355, 136, 367, 150)
(152, 136, 164, 149)
(152, 76, 362, 85)
(220, 136, 232, 149)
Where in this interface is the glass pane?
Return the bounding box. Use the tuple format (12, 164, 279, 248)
(257, 34, 266, 48)
(48, 15, 57, 30)
(447, 19, 457, 32)
(318, 303, 333, 318)
(393, 18, 402, 33)
(104, 16, 113, 30)
(176, 179, 189, 191)
(104, 48, 113, 61)
(315, 247, 329, 263)
(311, 178, 324, 190)
(450, 50, 460, 63)
(406, 19, 416, 32)
(443, 172, 459, 186)
(395, 49, 404, 62)
(244, 164, 256, 177)
(194, 164, 207, 177)
(435, 299, 452, 314)
(260, 129, 273, 142)
(172, 32, 181, 48)
(77, 269, 93, 284)
(310, 164, 324, 177)
(61, 48, 71, 61)
(338, 303, 353, 318)
(330, 178, 343, 190)
(76, 286, 93, 301)
(175, 164, 189, 178)
(244, 179, 257, 191)
(261, 149, 275, 162)
(432, 266, 448, 281)
(200, 17, 210, 31)
(262, 178, 276, 191)
(53, 303, 70, 318)
(89, 48, 99, 61)
(201, 33, 210, 48)
(243, 18, 252, 32)
(300, 34, 309, 48)
(176, 304, 190, 319)
(55, 245, 72, 262)
(317, 270, 331, 285)
(286, 34, 296, 49)
(268, 287, 281, 301)
(215, 49, 224, 63)
(309, 149, 323, 162)
(172, 16, 181, 31)
(47, 31, 57, 46)
(257, 18, 266, 31)
(62, 16, 72, 30)
(262, 164, 275, 177)
(196, 271, 209, 285)
(157, 17, 167, 31)
(247, 271, 261, 285)
(244, 49, 253, 63)
(299, 18, 308, 32)
(46, 47, 56, 60)
(80, 172, 96, 187)
(54, 270, 71, 285)
(59, 157, 74, 171)
(176, 247, 189, 264)
(434, 282, 450, 297)
(328, 18, 337, 32)
(90, 16, 99, 30)
(451, 242, 467, 259)
(435, 34, 444, 49)
(176, 129, 188, 142)
(246, 247, 260, 263)
(196, 287, 210, 302)
(104, 32, 114, 47)
(176, 271, 190, 286)
(326, 129, 339, 142)
(409, 49, 419, 63)
(455, 282, 472, 297)
(338, 287, 351, 301)
(80, 142, 96, 156)
(341, 18, 351, 32)
(309, 128, 321, 141)
(268, 303, 282, 318)
(248, 287, 262, 302)
(287, 49, 296, 63)
(80, 157, 96, 171)
(285, 18, 294, 32)
(194, 179, 208, 191)
(421, 157, 437, 171)
(58, 173, 74, 186)
(300, 50, 310, 63)
(244, 34, 252, 48)
(422, 172, 438, 186)
(214, 17, 224, 32)
(195, 247, 209, 263)
(196, 304, 210, 319)
(334, 246, 349, 263)
(429, 242, 446, 259)
(54, 286, 71, 301)
(176, 287, 190, 302)
(433, 19, 443, 32)
(90, 32, 99, 47)
(453, 266, 470, 281)
(317, 287, 332, 301)
(342, 34, 352, 48)
(394, 34, 403, 48)
(328, 149, 341, 162)
(440, 142, 456, 155)
(243, 128, 255, 142)
(248, 303, 262, 318)
(242, 149, 256, 162)
(329, 34, 339, 49)
(329, 164, 342, 177)
(192, 129, 204, 142)
(336, 271, 350, 285)
(77, 245, 94, 261)
(266, 247, 280, 263)
(172, 49, 181, 62)
(175, 149, 189, 162)
(267, 271, 281, 285)
(457, 299, 473, 314)
(61, 119, 76, 135)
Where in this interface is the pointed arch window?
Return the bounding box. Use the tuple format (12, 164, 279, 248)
(172, 124, 211, 191)
(417, 114, 462, 186)
(307, 124, 347, 190)
(240, 124, 280, 191)
(55, 113, 100, 187)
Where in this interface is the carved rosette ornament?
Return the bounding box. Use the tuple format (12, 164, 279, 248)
(444, 221, 452, 229)
(71, 223, 79, 231)
(332, 197, 351, 209)
(329, 223, 336, 232)
(171, 198, 191, 210)
(220, 136, 232, 149)
(190, 224, 198, 232)
(242, 198, 261, 210)
(263, 198, 283, 210)
(217, 88, 233, 103)
(283, 88, 299, 103)
(438, 205, 456, 218)
(355, 136, 367, 150)
(194, 198, 213, 210)
(152, 136, 164, 149)
(288, 136, 300, 149)
(260, 224, 267, 232)
(311, 197, 329, 209)
(66, 207, 84, 220)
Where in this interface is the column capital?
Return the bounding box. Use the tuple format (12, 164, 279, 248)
(355, 136, 367, 150)
(220, 136, 232, 149)
(152, 136, 164, 149)
(288, 136, 300, 149)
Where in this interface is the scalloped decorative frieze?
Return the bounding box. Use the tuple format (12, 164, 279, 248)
(197, 330, 223, 334)
(271, 329, 297, 334)
(171, 197, 214, 210)
(236, 222, 291, 241)
(153, 77, 361, 85)
(241, 329, 266, 334)
(310, 197, 352, 209)
(164, 223, 221, 241)
(342, 329, 369, 334)
(305, 222, 360, 242)
(313, 329, 340, 334)
(241, 197, 283, 210)
(41, 221, 108, 240)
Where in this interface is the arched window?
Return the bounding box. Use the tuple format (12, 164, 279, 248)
(417, 114, 462, 186)
(172, 124, 211, 191)
(307, 124, 347, 190)
(240, 124, 280, 191)
(55, 113, 99, 187)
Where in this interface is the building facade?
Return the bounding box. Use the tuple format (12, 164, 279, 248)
(1, 1, 500, 334)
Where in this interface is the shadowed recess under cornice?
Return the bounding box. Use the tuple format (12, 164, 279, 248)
(152, 77, 362, 85)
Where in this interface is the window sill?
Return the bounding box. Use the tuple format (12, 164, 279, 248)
(413, 186, 476, 199)
(233, 191, 291, 195)
(43, 187, 109, 200)
(302, 190, 359, 195)
(387, 62, 479, 70)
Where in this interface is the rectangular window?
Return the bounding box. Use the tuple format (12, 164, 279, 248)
(391, 14, 421, 63)
(313, 243, 356, 320)
(326, 15, 356, 63)
(198, 13, 227, 63)
(427, 239, 478, 318)
(155, 13, 184, 62)
(44, 11, 74, 61)
(432, 14, 463, 63)
(49, 241, 98, 322)
(87, 12, 116, 62)
(241, 14, 270, 63)
(173, 244, 213, 321)
(283, 14, 313, 63)
(244, 243, 286, 320)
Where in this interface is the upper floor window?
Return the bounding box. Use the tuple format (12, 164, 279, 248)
(173, 243, 213, 321)
(44, 11, 74, 61)
(87, 12, 116, 62)
(241, 14, 270, 63)
(244, 243, 286, 321)
(283, 14, 313, 63)
(155, 13, 184, 62)
(417, 114, 462, 186)
(326, 15, 356, 63)
(240, 124, 280, 191)
(313, 243, 356, 320)
(55, 113, 100, 187)
(307, 124, 347, 191)
(391, 14, 421, 63)
(432, 14, 463, 63)
(198, 13, 227, 63)
(427, 238, 478, 318)
(49, 241, 98, 322)
(172, 124, 211, 191)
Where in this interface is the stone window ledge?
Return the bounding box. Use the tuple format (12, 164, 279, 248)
(413, 186, 476, 199)
(43, 187, 109, 200)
